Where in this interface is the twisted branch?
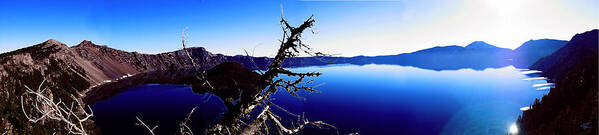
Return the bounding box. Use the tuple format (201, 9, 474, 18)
(186, 8, 336, 134)
(182, 28, 215, 90)
(179, 107, 197, 135)
(136, 117, 158, 135)
(20, 80, 93, 135)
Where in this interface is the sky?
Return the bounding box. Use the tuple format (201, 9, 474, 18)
(0, 0, 597, 57)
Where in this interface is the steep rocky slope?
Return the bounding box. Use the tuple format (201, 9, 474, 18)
(0, 39, 106, 134)
(71, 40, 230, 79)
(519, 29, 598, 135)
(0, 39, 243, 134)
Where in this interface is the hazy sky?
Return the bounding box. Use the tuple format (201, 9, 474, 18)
(1, 0, 597, 57)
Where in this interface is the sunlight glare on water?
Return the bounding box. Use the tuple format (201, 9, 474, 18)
(509, 123, 519, 134)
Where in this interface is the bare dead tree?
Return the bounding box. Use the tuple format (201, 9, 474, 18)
(136, 116, 158, 135)
(20, 80, 94, 135)
(194, 13, 336, 134)
(182, 28, 215, 90)
(179, 107, 197, 135)
(168, 5, 337, 134)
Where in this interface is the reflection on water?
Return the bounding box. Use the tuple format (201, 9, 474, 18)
(90, 84, 227, 135)
(520, 106, 532, 111)
(532, 83, 554, 87)
(509, 123, 519, 134)
(519, 70, 542, 75)
(88, 64, 549, 134)
(532, 83, 555, 91)
(536, 87, 553, 90)
(272, 64, 548, 134)
(521, 71, 554, 91)
(522, 77, 547, 81)
(440, 101, 519, 135)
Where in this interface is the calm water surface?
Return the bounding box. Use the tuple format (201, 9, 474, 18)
(91, 85, 226, 134)
(91, 64, 548, 135)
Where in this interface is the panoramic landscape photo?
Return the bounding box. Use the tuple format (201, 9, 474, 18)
(0, 0, 597, 135)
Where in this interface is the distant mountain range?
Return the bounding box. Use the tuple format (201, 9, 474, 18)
(0, 35, 573, 105)
(0, 29, 595, 134)
(356, 41, 515, 70)
(259, 39, 566, 71)
(0, 36, 571, 94)
(0, 34, 572, 92)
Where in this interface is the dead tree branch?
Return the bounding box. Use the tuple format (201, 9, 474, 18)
(179, 107, 197, 135)
(136, 116, 158, 135)
(205, 14, 337, 134)
(20, 80, 93, 135)
(244, 49, 264, 74)
(255, 14, 324, 99)
(181, 8, 335, 134)
(182, 28, 215, 90)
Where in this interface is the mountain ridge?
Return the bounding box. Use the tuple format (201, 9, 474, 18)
(0, 39, 245, 133)
(0, 31, 587, 134)
(530, 29, 598, 81)
(292, 40, 564, 70)
(0, 38, 569, 73)
(519, 29, 598, 135)
(512, 39, 568, 67)
(465, 41, 501, 49)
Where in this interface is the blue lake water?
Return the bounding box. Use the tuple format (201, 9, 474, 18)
(91, 64, 548, 135)
(90, 85, 227, 134)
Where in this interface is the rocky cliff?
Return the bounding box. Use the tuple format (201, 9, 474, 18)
(71, 40, 232, 79)
(0, 39, 248, 134)
(0, 39, 106, 134)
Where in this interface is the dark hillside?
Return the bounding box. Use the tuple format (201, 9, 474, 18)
(519, 29, 598, 135)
